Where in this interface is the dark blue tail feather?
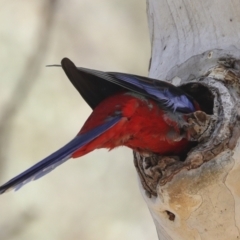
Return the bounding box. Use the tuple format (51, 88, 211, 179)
(0, 116, 121, 193)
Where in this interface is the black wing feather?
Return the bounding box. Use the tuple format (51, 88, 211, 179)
(61, 58, 122, 109)
(61, 58, 196, 113)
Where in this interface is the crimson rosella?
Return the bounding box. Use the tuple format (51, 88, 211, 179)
(0, 58, 201, 194)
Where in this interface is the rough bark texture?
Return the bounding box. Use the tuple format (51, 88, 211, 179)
(134, 1, 240, 239)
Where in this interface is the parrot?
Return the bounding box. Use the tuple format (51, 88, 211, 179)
(0, 58, 201, 194)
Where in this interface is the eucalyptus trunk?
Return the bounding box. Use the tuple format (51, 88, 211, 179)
(134, 1, 240, 239)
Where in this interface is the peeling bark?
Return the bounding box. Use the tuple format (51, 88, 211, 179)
(135, 0, 240, 239)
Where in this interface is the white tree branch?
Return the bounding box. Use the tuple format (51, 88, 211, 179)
(147, 0, 240, 80)
(134, 1, 240, 239)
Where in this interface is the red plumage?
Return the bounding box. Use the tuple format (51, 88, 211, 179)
(72, 91, 191, 158)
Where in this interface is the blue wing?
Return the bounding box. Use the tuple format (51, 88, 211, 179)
(0, 116, 121, 194)
(61, 58, 196, 113)
(77, 68, 196, 113)
(104, 72, 195, 113)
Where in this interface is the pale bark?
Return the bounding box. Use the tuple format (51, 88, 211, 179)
(135, 1, 240, 239)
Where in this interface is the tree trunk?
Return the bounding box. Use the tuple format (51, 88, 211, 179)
(134, 1, 240, 239)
